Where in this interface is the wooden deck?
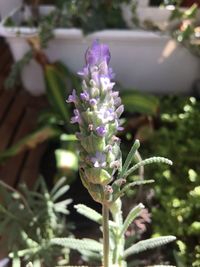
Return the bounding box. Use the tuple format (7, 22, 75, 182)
(0, 38, 48, 188)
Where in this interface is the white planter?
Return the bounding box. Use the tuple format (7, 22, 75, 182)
(121, 4, 172, 29)
(0, 257, 9, 267)
(0, 0, 22, 20)
(0, 6, 200, 95)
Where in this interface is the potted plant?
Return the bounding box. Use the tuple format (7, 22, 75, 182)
(0, 0, 200, 95)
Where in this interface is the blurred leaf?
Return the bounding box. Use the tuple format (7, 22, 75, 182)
(121, 91, 159, 115)
(119, 139, 140, 179)
(124, 157, 172, 179)
(51, 237, 103, 252)
(74, 204, 102, 224)
(51, 185, 70, 201)
(120, 203, 144, 237)
(0, 126, 60, 163)
(12, 252, 20, 267)
(124, 236, 176, 258)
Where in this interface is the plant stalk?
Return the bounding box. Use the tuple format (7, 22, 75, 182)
(110, 199, 125, 267)
(102, 203, 110, 267)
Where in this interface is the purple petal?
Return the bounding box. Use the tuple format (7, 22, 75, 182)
(71, 109, 81, 124)
(90, 152, 106, 167)
(91, 69, 100, 85)
(109, 67, 115, 79)
(80, 90, 89, 101)
(117, 126, 124, 131)
(85, 40, 111, 66)
(89, 98, 97, 106)
(105, 108, 115, 121)
(66, 89, 77, 103)
(116, 105, 124, 117)
(77, 66, 89, 77)
(96, 125, 107, 137)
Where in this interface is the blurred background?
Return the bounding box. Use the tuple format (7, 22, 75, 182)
(0, 0, 199, 266)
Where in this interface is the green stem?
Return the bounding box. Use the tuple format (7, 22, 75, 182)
(102, 203, 110, 267)
(111, 199, 125, 267)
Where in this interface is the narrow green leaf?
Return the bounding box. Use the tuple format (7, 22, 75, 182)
(74, 204, 117, 228)
(124, 236, 176, 259)
(54, 199, 72, 207)
(51, 237, 103, 252)
(54, 61, 81, 92)
(21, 231, 38, 247)
(113, 179, 155, 201)
(12, 252, 20, 267)
(54, 207, 70, 215)
(79, 249, 101, 262)
(51, 185, 70, 201)
(119, 140, 140, 179)
(0, 126, 59, 163)
(50, 176, 67, 196)
(120, 203, 145, 237)
(60, 134, 77, 141)
(74, 204, 102, 224)
(124, 157, 173, 179)
(121, 91, 159, 115)
(9, 247, 39, 258)
(45, 64, 71, 123)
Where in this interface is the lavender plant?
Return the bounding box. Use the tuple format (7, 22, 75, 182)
(51, 41, 176, 267)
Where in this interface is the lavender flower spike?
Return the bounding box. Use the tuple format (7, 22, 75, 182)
(68, 40, 123, 204)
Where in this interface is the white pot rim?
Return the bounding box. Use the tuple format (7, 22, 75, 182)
(0, 5, 171, 40)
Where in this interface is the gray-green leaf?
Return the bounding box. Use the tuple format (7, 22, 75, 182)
(51, 237, 103, 252)
(124, 157, 172, 179)
(74, 204, 102, 224)
(124, 236, 176, 258)
(119, 139, 140, 179)
(120, 203, 144, 237)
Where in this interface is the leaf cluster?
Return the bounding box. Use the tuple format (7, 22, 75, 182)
(169, 3, 200, 57)
(0, 177, 72, 266)
(141, 96, 200, 266)
(51, 136, 175, 266)
(52, 203, 176, 266)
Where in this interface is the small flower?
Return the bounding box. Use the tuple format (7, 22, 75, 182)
(117, 126, 124, 132)
(85, 40, 111, 66)
(80, 90, 89, 101)
(96, 125, 107, 137)
(100, 77, 115, 91)
(104, 108, 115, 122)
(71, 109, 81, 124)
(91, 152, 107, 168)
(77, 66, 89, 77)
(116, 105, 124, 117)
(67, 41, 123, 203)
(66, 89, 77, 103)
(89, 98, 97, 106)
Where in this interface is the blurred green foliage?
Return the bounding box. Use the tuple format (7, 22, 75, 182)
(5, 0, 131, 34)
(169, 3, 200, 57)
(0, 177, 72, 266)
(141, 96, 200, 266)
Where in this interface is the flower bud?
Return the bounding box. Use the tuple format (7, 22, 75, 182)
(68, 40, 123, 204)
